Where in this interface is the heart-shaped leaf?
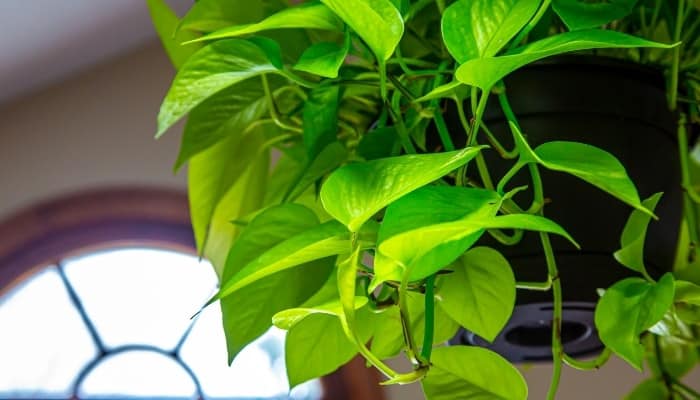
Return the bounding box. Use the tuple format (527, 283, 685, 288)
(675, 280, 700, 306)
(147, 0, 201, 69)
(220, 204, 332, 362)
(625, 379, 669, 400)
(377, 213, 577, 283)
(157, 39, 283, 137)
(553, 0, 638, 31)
(178, 0, 273, 33)
(212, 221, 353, 302)
(189, 125, 274, 256)
(534, 141, 649, 215)
(272, 297, 368, 330)
(321, 0, 404, 61)
(294, 32, 350, 78)
(303, 85, 340, 161)
(456, 30, 677, 89)
(285, 309, 374, 388)
(437, 247, 516, 342)
(378, 186, 501, 242)
(175, 75, 288, 168)
(186, 3, 343, 43)
(421, 346, 527, 400)
(614, 193, 663, 275)
(441, 0, 540, 63)
(594, 273, 675, 370)
(320, 147, 485, 232)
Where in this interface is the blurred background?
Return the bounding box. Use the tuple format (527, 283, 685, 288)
(0, 1, 697, 399)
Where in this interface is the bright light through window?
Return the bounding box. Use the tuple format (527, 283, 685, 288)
(0, 248, 323, 399)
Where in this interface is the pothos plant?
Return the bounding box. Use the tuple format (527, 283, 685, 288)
(148, 0, 700, 398)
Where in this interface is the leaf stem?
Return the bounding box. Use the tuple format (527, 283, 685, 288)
(563, 348, 612, 371)
(421, 274, 436, 361)
(509, 0, 552, 49)
(517, 278, 552, 291)
(669, 0, 685, 110)
(529, 164, 563, 400)
(261, 75, 302, 133)
(399, 265, 424, 367)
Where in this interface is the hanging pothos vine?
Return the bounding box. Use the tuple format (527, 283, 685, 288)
(149, 0, 700, 398)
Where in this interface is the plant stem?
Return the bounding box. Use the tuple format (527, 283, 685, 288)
(673, 379, 700, 399)
(261, 75, 302, 133)
(563, 348, 612, 371)
(399, 265, 423, 367)
(467, 88, 490, 146)
(388, 101, 418, 154)
(669, 0, 685, 110)
(482, 123, 518, 159)
(530, 164, 563, 400)
(510, 0, 552, 49)
(421, 274, 436, 361)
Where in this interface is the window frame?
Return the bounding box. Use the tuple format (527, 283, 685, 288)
(0, 187, 385, 400)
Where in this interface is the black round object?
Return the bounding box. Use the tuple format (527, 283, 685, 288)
(442, 56, 682, 362)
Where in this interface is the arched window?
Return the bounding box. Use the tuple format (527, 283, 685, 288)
(0, 188, 383, 400)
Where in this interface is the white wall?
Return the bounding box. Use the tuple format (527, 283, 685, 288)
(0, 42, 696, 399)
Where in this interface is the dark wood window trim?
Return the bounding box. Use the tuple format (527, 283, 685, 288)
(0, 187, 385, 400)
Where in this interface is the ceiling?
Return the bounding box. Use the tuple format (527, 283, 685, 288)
(0, 0, 192, 104)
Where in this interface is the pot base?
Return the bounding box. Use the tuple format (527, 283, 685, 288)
(452, 302, 603, 362)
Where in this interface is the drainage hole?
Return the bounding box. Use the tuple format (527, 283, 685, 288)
(505, 321, 589, 347)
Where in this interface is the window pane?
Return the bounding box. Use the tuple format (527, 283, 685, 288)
(179, 302, 323, 400)
(0, 267, 98, 398)
(62, 248, 218, 350)
(79, 350, 197, 399)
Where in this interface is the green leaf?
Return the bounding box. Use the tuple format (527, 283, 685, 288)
(219, 204, 332, 361)
(286, 142, 350, 202)
(199, 146, 270, 275)
(178, 0, 276, 33)
(357, 127, 401, 160)
(320, 0, 404, 61)
(675, 280, 700, 306)
(594, 273, 675, 370)
(213, 221, 354, 301)
(377, 213, 577, 284)
(437, 247, 515, 342)
(645, 335, 699, 379)
(272, 297, 368, 330)
(174, 76, 280, 168)
(370, 292, 459, 360)
(186, 3, 343, 43)
(293, 34, 350, 78)
(421, 346, 527, 400)
(303, 85, 340, 161)
(614, 193, 663, 275)
(625, 379, 669, 400)
(188, 125, 273, 256)
(414, 81, 471, 102)
(285, 309, 373, 388)
(441, 0, 541, 63)
(156, 39, 282, 137)
(320, 147, 485, 232)
(534, 141, 649, 214)
(146, 0, 201, 69)
(553, 0, 638, 31)
(378, 186, 501, 243)
(456, 30, 677, 89)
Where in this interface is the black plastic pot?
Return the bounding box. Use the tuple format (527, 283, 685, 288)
(441, 56, 682, 362)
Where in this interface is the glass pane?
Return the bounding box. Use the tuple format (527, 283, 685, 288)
(0, 267, 97, 398)
(62, 248, 218, 350)
(179, 302, 323, 400)
(79, 350, 197, 399)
